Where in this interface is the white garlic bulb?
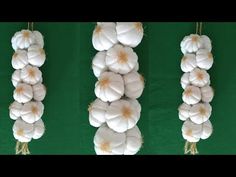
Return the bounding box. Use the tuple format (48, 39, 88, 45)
(201, 85, 214, 103)
(189, 68, 210, 87)
(21, 65, 42, 85)
(180, 34, 203, 54)
(196, 49, 213, 70)
(32, 119, 45, 139)
(27, 44, 46, 67)
(178, 103, 191, 121)
(32, 83, 46, 101)
(180, 54, 197, 72)
(182, 85, 201, 105)
(21, 101, 44, 124)
(13, 118, 34, 143)
(182, 119, 202, 143)
(11, 50, 28, 70)
(180, 72, 190, 89)
(13, 83, 33, 103)
(189, 103, 212, 124)
(9, 101, 23, 120)
(11, 70, 22, 87)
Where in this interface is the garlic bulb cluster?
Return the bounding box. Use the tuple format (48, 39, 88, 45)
(179, 33, 214, 154)
(90, 22, 144, 155)
(10, 29, 46, 155)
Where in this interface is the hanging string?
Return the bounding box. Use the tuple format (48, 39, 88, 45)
(15, 141, 30, 155)
(196, 22, 199, 34)
(27, 22, 34, 31)
(31, 22, 34, 31)
(199, 22, 203, 35)
(196, 22, 203, 35)
(184, 141, 198, 155)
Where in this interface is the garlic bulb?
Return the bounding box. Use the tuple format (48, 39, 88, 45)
(105, 99, 140, 133)
(94, 124, 126, 155)
(21, 101, 44, 124)
(182, 85, 201, 105)
(180, 54, 197, 72)
(12, 70, 22, 87)
(27, 45, 46, 67)
(88, 98, 109, 127)
(201, 85, 214, 103)
(32, 83, 46, 101)
(9, 101, 23, 120)
(123, 71, 144, 99)
(106, 44, 138, 74)
(126, 98, 141, 114)
(200, 35, 212, 52)
(13, 83, 33, 103)
(180, 72, 190, 89)
(32, 119, 45, 139)
(116, 22, 144, 48)
(196, 49, 213, 70)
(13, 118, 34, 143)
(32, 31, 44, 48)
(21, 65, 42, 85)
(178, 103, 191, 121)
(11, 50, 28, 69)
(189, 103, 212, 124)
(11, 30, 36, 50)
(201, 120, 213, 139)
(92, 51, 107, 77)
(95, 71, 124, 102)
(92, 22, 118, 51)
(180, 34, 203, 54)
(124, 126, 143, 155)
(182, 119, 202, 143)
(189, 68, 210, 87)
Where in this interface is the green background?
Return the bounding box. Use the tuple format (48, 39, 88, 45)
(0, 22, 235, 155)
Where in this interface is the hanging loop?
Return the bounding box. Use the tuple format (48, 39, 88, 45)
(27, 22, 34, 31)
(196, 22, 203, 35)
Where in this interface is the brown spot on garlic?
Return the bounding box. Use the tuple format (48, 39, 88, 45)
(88, 103, 93, 112)
(23, 31, 30, 38)
(118, 51, 128, 64)
(199, 107, 206, 116)
(208, 52, 213, 59)
(28, 68, 35, 78)
(196, 72, 204, 80)
(40, 48, 45, 55)
(31, 106, 38, 115)
(99, 78, 110, 88)
(191, 36, 199, 42)
(134, 22, 143, 32)
(17, 129, 24, 136)
(13, 53, 18, 59)
(186, 129, 192, 136)
(140, 74, 145, 84)
(16, 86, 24, 94)
(122, 106, 132, 119)
(184, 88, 192, 97)
(182, 56, 187, 62)
(100, 142, 111, 152)
(95, 25, 102, 34)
